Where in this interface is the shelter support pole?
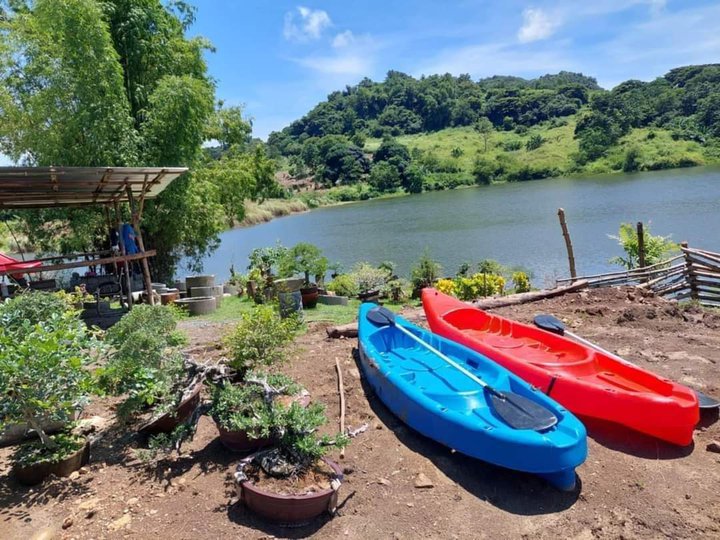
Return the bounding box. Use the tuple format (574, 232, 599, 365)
(126, 186, 154, 305)
(113, 201, 133, 309)
(557, 208, 577, 281)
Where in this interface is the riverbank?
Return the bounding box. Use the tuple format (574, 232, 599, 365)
(2, 286, 718, 539)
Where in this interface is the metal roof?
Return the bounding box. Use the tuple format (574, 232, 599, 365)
(0, 166, 188, 209)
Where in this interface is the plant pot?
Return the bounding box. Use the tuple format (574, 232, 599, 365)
(358, 290, 380, 303)
(174, 296, 216, 316)
(215, 421, 274, 453)
(274, 277, 304, 293)
(318, 294, 348, 306)
(186, 275, 215, 289)
(139, 383, 203, 436)
(13, 439, 89, 486)
(278, 290, 304, 320)
(223, 283, 239, 295)
(160, 290, 179, 305)
(236, 457, 343, 526)
(300, 286, 319, 309)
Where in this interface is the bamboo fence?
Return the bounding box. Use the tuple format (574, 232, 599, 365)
(556, 245, 720, 307)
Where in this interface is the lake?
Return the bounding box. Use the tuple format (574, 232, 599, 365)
(180, 166, 720, 286)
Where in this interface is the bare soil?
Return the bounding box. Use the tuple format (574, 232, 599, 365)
(2, 287, 719, 539)
(244, 460, 334, 496)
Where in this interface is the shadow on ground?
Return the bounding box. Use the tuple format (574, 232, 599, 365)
(350, 348, 581, 516)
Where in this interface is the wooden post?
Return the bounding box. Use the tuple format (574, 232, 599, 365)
(636, 222, 646, 269)
(681, 241, 699, 301)
(557, 208, 577, 281)
(113, 201, 133, 309)
(126, 186, 155, 305)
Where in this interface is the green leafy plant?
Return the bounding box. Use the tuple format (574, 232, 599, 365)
(477, 259, 506, 276)
(511, 271, 531, 293)
(98, 304, 189, 420)
(271, 402, 349, 475)
(609, 223, 678, 269)
(227, 265, 247, 287)
(326, 274, 359, 297)
(454, 273, 506, 300)
(210, 373, 302, 437)
(410, 251, 442, 293)
(0, 292, 98, 462)
(12, 432, 86, 467)
(349, 262, 390, 296)
(224, 306, 299, 379)
(248, 244, 288, 280)
(384, 278, 411, 303)
(281, 242, 329, 286)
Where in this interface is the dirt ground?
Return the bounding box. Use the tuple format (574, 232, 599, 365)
(2, 286, 719, 540)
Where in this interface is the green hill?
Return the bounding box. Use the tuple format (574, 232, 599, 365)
(267, 65, 720, 202)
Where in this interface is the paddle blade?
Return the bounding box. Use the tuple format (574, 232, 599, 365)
(696, 390, 720, 410)
(534, 314, 566, 335)
(488, 391, 558, 431)
(366, 306, 396, 327)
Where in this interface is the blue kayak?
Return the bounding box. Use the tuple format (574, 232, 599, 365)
(357, 303, 587, 490)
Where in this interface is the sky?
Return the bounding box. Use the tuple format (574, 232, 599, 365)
(187, 0, 720, 140)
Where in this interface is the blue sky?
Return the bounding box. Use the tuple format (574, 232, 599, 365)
(190, 0, 720, 140)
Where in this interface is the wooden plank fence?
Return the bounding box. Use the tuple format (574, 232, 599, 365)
(556, 245, 720, 307)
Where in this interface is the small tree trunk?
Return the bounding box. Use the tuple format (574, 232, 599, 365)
(24, 412, 57, 450)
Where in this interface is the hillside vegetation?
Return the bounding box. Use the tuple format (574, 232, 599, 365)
(267, 65, 720, 201)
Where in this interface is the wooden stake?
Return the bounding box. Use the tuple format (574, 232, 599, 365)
(335, 358, 346, 459)
(681, 241, 699, 301)
(637, 222, 646, 269)
(557, 208, 577, 280)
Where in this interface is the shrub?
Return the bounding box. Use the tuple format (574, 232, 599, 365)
(454, 273, 505, 300)
(0, 293, 98, 457)
(609, 223, 678, 269)
(477, 259, 506, 275)
(99, 304, 189, 420)
(384, 278, 410, 302)
(210, 373, 302, 437)
(435, 278, 457, 296)
(525, 134, 544, 151)
(326, 274, 358, 297)
(622, 147, 641, 172)
(224, 306, 299, 379)
(502, 139, 523, 152)
(511, 271, 531, 293)
(280, 242, 329, 286)
(349, 262, 390, 295)
(410, 252, 442, 292)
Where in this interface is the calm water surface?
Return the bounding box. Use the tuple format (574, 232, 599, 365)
(181, 167, 720, 285)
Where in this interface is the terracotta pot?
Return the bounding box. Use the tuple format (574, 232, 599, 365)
(13, 439, 89, 486)
(160, 291, 179, 305)
(139, 383, 203, 436)
(215, 422, 274, 453)
(300, 286, 319, 309)
(237, 458, 343, 525)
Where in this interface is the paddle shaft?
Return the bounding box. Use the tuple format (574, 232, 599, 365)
(391, 321, 496, 394)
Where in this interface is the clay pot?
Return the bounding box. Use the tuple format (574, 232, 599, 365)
(13, 439, 89, 486)
(300, 285, 319, 309)
(215, 422, 274, 453)
(139, 384, 203, 436)
(160, 290, 179, 305)
(236, 458, 343, 525)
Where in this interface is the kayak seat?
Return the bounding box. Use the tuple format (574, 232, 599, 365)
(426, 391, 484, 413)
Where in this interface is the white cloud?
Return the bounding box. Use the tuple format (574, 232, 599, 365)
(283, 6, 332, 42)
(518, 8, 559, 43)
(332, 30, 355, 48)
(416, 41, 573, 79)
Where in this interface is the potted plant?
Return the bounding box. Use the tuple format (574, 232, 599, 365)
(350, 262, 389, 303)
(0, 292, 99, 484)
(223, 305, 299, 381)
(209, 373, 307, 452)
(282, 243, 328, 309)
(98, 304, 199, 435)
(410, 251, 442, 298)
(234, 399, 349, 525)
(224, 265, 246, 296)
(247, 244, 288, 304)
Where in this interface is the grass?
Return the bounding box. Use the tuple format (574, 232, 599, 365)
(240, 199, 309, 226)
(191, 294, 418, 327)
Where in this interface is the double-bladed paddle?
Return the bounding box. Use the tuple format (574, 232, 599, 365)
(533, 314, 720, 410)
(366, 306, 558, 431)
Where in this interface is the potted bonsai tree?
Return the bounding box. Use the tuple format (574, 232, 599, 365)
(209, 373, 307, 452)
(247, 244, 288, 304)
(212, 306, 300, 450)
(234, 398, 349, 525)
(224, 265, 246, 297)
(98, 304, 199, 436)
(0, 292, 99, 484)
(351, 262, 390, 303)
(282, 243, 329, 309)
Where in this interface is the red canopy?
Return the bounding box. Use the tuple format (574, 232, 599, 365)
(0, 252, 42, 274)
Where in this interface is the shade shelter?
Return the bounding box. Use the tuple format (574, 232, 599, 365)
(0, 166, 188, 306)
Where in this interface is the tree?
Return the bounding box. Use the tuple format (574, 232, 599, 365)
(369, 161, 401, 192)
(474, 118, 493, 152)
(609, 223, 677, 269)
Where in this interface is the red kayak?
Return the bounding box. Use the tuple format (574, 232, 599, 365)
(422, 289, 699, 446)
